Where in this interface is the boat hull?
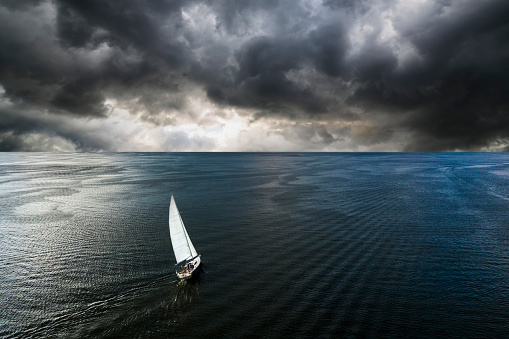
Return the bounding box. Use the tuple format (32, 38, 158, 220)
(176, 255, 201, 280)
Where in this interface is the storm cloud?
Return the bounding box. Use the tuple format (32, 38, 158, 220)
(1, 0, 509, 151)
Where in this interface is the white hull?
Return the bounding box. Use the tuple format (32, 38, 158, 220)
(176, 255, 201, 280)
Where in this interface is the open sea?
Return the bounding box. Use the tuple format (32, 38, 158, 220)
(1, 153, 509, 338)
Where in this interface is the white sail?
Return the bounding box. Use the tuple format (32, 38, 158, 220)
(169, 195, 198, 264)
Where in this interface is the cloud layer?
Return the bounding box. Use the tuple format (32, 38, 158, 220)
(1, 0, 509, 151)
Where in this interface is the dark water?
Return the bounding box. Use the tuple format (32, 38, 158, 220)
(1, 153, 509, 338)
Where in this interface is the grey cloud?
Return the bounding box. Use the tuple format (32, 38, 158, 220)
(202, 21, 350, 116)
(51, 78, 108, 117)
(0, 105, 107, 151)
(1, 0, 194, 120)
(1, 0, 45, 11)
(202, 35, 328, 117)
(56, 5, 99, 49)
(0, 103, 216, 152)
(314, 124, 336, 144)
(309, 23, 349, 78)
(352, 39, 397, 82)
(1, 0, 509, 151)
(323, 0, 364, 11)
(348, 0, 509, 150)
(57, 0, 189, 56)
(211, 0, 279, 36)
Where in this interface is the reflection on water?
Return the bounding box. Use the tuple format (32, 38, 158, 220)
(1, 153, 509, 338)
(172, 277, 201, 306)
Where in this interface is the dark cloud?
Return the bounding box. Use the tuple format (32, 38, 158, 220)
(352, 40, 397, 82)
(348, 0, 509, 150)
(202, 22, 350, 117)
(322, 0, 373, 11)
(211, 0, 279, 36)
(56, 0, 189, 56)
(51, 78, 108, 117)
(1, 0, 509, 151)
(322, 0, 356, 10)
(229, 36, 325, 114)
(56, 5, 98, 49)
(1, 0, 45, 11)
(309, 23, 349, 78)
(0, 104, 105, 151)
(0, 0, 195, 123)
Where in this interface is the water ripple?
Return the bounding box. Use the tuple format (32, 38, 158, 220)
(1, 153, 509, 337)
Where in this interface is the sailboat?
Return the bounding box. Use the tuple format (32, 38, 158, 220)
(169, 195, 201, 280)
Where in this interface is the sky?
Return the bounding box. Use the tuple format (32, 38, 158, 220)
(1, 0, 508, 152)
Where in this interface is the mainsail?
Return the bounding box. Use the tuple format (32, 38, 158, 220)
(169, 195, 198, 264)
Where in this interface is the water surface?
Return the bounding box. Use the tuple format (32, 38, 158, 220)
(1, 153, 509, 337)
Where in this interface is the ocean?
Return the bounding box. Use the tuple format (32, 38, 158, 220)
(1, 153, 508, 338)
